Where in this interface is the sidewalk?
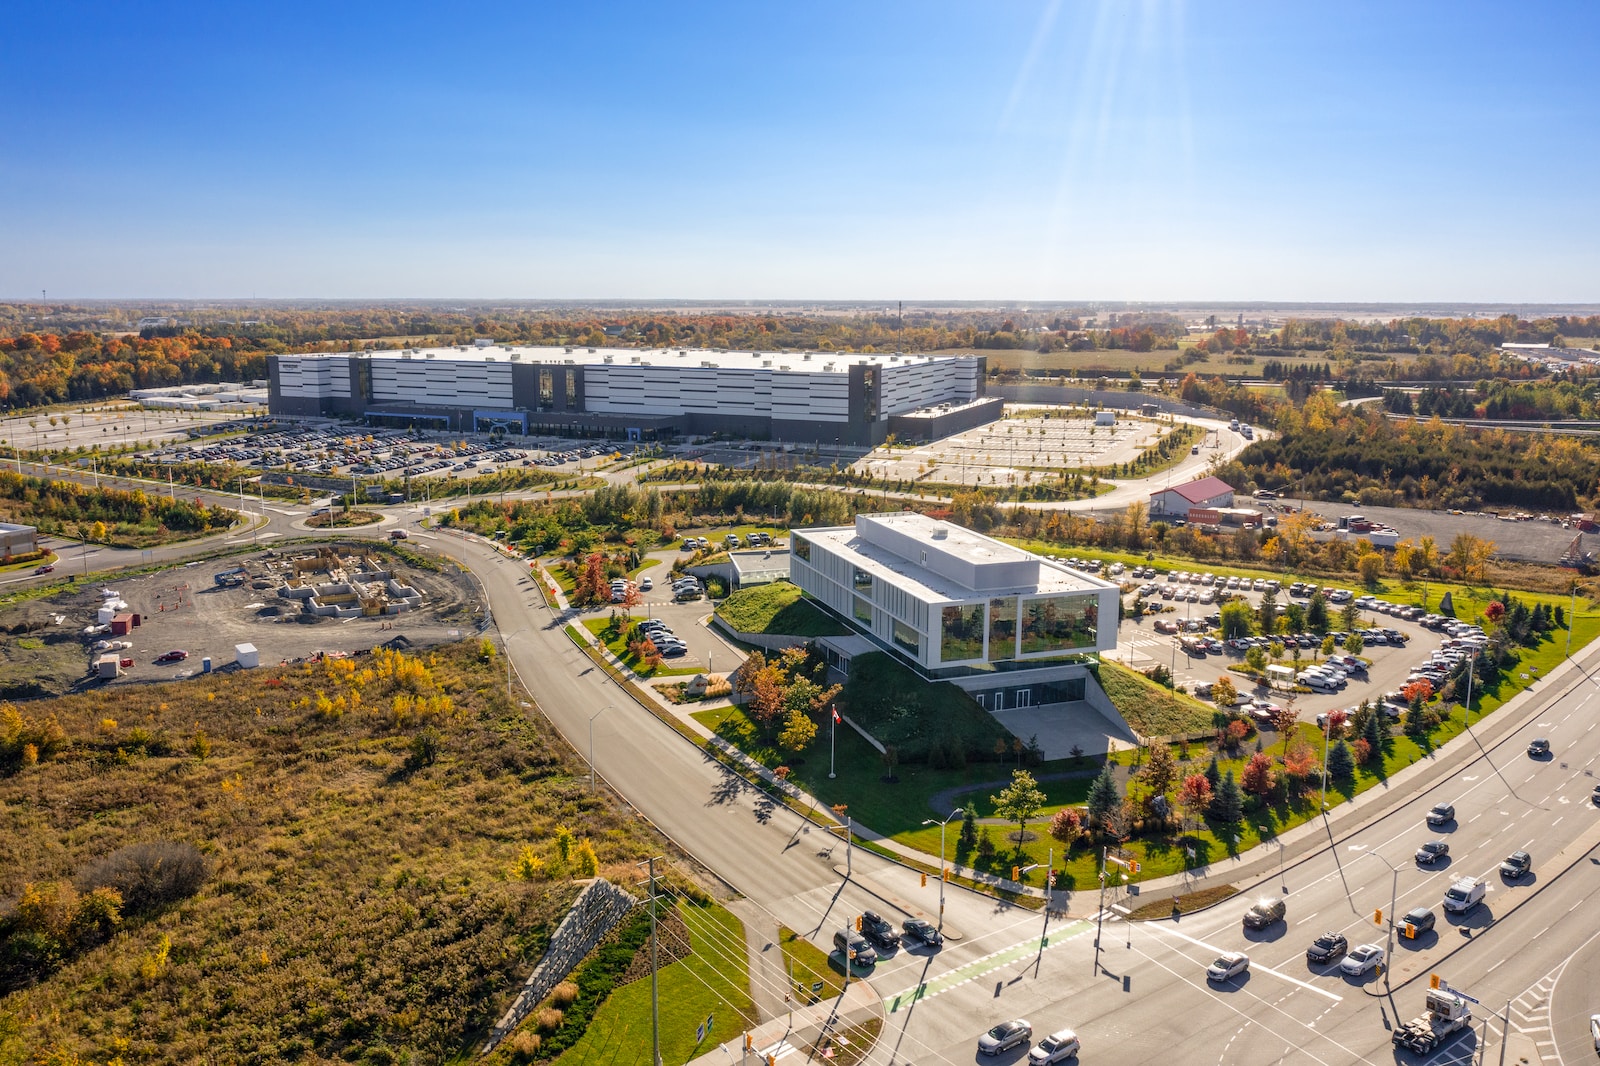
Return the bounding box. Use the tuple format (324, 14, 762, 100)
(684, 979, 882, 1066)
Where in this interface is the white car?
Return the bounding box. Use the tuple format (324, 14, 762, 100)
(1340, 943, 1384, 976)
(1028, 1029, 1080, 1063)
(1590, 1013, 1600, 1051)
(640, 576, 653, 591)
(1207, 952, 1250, 982)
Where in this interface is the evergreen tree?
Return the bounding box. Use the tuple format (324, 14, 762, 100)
(1307, 592, 1330, 634)
(1362, 705, 1386, 752)
(1086, 761, 1121, 831)
(1204, 754, 1222, 793)
(1211, 769, 1244, 828)
(956, 806, 979, 861)
(1327, 739, 1355, 784)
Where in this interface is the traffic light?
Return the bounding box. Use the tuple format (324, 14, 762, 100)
(1129, 860, 1142, 874)
(1012, 865, 1020, 881)
(920, 872, 927, 887)
(745, 1035, 754, 1051)
(1404, 923, 1416, 939)
(854, 915, 862, 931)
(1374, 908, 1382, 925)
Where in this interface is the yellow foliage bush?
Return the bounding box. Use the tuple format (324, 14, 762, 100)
(534, 1007, 563, 1032)
(550, 981, 579, 1007)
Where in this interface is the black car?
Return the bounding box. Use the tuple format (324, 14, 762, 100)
(1415, 840, 1450, 865)
(1402, 907, 1436, 935)
(1528, 738, 1551, 757)
(901, 918, 942, 947)
(1500, 851, 1532, 879)
(1306, 932, 1348, 964)
(859, 910, 901, 950)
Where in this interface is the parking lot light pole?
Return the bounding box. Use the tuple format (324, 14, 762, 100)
(921, 807, 963, 923)
(1363, 851, 1401, 996)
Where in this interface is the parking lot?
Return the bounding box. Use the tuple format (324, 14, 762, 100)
(851, 409, 1182, 487)
(0, 542, 484, 698)
(1106, 564, 1458, 723)
(142, 423, 650, 486)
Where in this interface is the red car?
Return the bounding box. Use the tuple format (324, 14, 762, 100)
(35, 564, 54, 574)
(154, 650, 189, 664)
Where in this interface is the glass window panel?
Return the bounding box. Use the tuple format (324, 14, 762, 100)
(940, 603, 985, 662)
(892, 618, 920, 656)
(987, 597, 1017, 662)
(793, 535, 810, 562)
(853, 568, 873, 593)
(1018, 593, 1099, 655)
(853, 595, 872, 624)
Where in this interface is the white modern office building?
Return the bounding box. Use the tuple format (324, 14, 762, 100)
(792, 513, 1121, 711)
(268, 345, 1002, 445)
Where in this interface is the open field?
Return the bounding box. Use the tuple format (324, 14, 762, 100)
(0, 642, 672, 1062)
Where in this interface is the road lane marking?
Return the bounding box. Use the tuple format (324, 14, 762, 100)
(882, 919, 1092, 1012)
(1139, 922, 1342, 1001)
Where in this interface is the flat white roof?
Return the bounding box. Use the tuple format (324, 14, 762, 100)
(280, 345, 973, 375)
(803, 513, 1115, 605)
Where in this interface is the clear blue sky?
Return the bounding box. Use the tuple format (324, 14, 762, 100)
(5, 1, 1598, 302)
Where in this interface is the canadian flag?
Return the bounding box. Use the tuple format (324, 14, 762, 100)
(831, 706, 841, 723)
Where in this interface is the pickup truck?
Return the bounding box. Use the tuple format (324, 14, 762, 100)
(1394, 990, 1472, 1053)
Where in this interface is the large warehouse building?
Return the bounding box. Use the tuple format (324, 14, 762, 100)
(267, 344, 1001, 445)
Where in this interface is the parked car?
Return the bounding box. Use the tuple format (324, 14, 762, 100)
(1207, 952, 1250, 982)
(1340, 944, 1385, 976)
(901, 918, 943, 947)
(978, 1020, 1033, 1056)
(1306, 932, 1348, 964)
(154, 650, 189, 664)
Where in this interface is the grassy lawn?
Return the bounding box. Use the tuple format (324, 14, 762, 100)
(582, 617, 701, 678)
(777, 924, 843, 1004)
(549, 899, 758, 1066)
(1096, 660, 1215, 736)
(714, 582, 851, 637)
(691, 703, 1069, 842)
(628, 557, 662, 579)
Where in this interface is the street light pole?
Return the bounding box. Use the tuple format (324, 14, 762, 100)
(1363, 851, 1401, 996)
(588, 704, 613, 792)
(921, 807, 964, 924)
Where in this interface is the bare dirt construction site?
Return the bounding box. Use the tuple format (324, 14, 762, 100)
(851, 409, 1179, 489)
(0, 541, 484, 699)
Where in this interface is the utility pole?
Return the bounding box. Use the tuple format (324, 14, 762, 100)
(638, 856, 663, 1066)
